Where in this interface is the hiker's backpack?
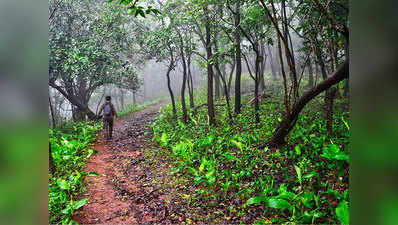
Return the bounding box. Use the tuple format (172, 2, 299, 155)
(103, 103, 113, 117)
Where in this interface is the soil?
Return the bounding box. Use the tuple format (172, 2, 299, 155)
(74, 103, 175, 224)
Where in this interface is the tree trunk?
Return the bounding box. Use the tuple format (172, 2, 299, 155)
(268, 60, 348, 146)
(315, 62, 320, 85)
(119, 89, 125, 111)
(259, 43, 266, 92)
(227, 59, 235, 96)
(49, 82, 97, 120)
(179, 39, 188, 123)
(205, 3, 215, 125)
(234, 0, 242, 114)
(215, 70, 221, 100)
(166, 60, 177, 117)
(49, 97, 56, 128)
(307, 57, 314, 88)
(96, 87, 106, 114)
(133, 91, 137, 106)
(187, 54, 195, 108)
(254, 55, 260, 123)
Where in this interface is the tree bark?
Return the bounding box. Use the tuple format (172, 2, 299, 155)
(166, 58, 177, 117)
(215, 70, 221, 100)
(119, 89, 125, 111)
(49, 82, 97, 120)
(268, 60, 348, 146)
(254, 54, 260, 123)
(234, 0, 242, 114)
(307, 57, 314, 88)
(227, 59, 235, 96)
(49, 97, 56, 128)
(259, 41, 266, 92)
(204, 3, 215, 125)
(187, 54, 195, 108)
(179, 38, 188, 123)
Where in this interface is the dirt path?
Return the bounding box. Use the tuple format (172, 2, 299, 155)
(74, 102, 173, 224)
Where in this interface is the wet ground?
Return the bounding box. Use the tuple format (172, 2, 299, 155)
(74, 103, 178, 224)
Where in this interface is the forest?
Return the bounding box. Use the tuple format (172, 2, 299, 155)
(49, 0, 349, 224)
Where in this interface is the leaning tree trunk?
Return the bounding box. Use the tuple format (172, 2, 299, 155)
(269, 60, 348, 146)
(49, 82, 97, 120)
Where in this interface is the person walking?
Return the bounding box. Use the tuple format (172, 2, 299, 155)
(98, 96, 118, 140)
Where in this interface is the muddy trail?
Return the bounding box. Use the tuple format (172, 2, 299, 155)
(74, 102, 178, 224)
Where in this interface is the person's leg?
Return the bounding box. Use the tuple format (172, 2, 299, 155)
(109, 119, 113, 139)
(103, 119, 109, 139)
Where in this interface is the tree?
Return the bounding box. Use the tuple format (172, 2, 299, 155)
(233, 0, 243, 114)
(49, 0, 142, 120)
(204, 2, 216, 125)
(239, 2, 272, 123)
(258, 0, 349, 146)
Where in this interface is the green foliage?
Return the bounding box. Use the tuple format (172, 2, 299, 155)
(321, 143, 349, 162)
(108, 0, 160, 17)
(336, 200, 349, 224)
(49, 121, 102, 224)
(152, 89, 349, 223)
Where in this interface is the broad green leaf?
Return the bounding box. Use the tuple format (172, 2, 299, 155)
(336, 201, 349, 224)
(245, 195, 266, 206)
(276, 191, 296, 200)
(266, 198, 292, 210)
(321, 144, 349, 162)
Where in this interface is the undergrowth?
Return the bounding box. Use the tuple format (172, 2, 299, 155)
(151, 88, 349, 224)
(49, 121, 102, 224)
